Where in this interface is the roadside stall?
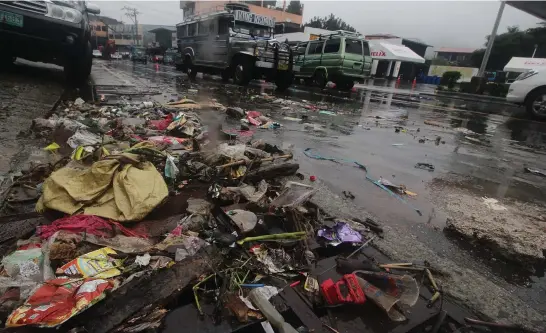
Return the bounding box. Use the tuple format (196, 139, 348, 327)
(367, 41, 425, 78)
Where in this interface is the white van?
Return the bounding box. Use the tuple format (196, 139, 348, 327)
(506, 69, 546, 118)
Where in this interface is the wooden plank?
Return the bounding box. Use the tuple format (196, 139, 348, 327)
(68, 252, 220, 333)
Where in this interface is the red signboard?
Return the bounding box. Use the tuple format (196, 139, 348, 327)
(371, 51, 386, 57)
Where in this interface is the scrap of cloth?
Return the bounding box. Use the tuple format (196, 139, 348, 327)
(36, 154, 168, 222)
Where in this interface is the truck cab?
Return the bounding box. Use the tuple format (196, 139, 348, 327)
(175, 3, 298, 90)
(294, 31, 372, 90)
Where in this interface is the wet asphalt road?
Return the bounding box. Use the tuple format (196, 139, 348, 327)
(90, 59, 546, 319)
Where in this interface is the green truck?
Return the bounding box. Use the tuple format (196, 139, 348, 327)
(294, 31, 372, 90)
(175, 3, 297, 90)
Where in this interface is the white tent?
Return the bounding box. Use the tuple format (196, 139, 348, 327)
(368, 41, 425, 63)
(504, 57, 546, 72)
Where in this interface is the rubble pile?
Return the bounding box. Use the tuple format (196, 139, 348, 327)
(0, 97, 519, 333)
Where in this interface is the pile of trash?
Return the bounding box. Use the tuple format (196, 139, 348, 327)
(0, 97, 512, 333)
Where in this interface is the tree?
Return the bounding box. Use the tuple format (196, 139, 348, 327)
(470, 25, 546, 71)
(305, 14, 356, 33)
(286, 0, 302, 15)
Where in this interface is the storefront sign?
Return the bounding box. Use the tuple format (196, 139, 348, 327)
(371, 50, 386, 57)
(234, 10, 275, 28)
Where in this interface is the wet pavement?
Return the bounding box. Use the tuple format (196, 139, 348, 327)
(89, 59, 546, 324)
(0, 59, 66, 179)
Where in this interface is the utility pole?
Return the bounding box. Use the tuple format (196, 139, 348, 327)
(122, 6, 141, 46)
(478, 1, 505, 76)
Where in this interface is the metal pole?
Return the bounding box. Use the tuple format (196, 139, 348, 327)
(532, 44, 538, 58)
(478, 1, 505, 76)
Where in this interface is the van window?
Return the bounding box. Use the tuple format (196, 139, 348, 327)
(363, 42, 370, 56)
(188, 23, 197, 36)
(308, 41, 324, 55)
(198, 20, 210, 35)
(345, 39, 363, 55)
(218, 17, 231, 35)
(324, 39, 340, 53)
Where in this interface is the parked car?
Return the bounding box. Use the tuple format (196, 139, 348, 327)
(92, 49, 102, 58)
(506, 69, 546, 118)
(111, 52, 122, 60)
(294, 31, 372, 90)
(130, 46, 147, 64)
(176, 3, 297, 90)
(0, 0, 100, 83)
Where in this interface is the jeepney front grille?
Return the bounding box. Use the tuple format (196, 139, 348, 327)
(258, 51, 291, 64)
(3, 0, 47, 15)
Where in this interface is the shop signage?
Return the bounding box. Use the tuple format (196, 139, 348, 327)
(371, 50, 386, 57)
(234, 10, 275, 28)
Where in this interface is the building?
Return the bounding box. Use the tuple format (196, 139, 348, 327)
(108, 24, 145, 51)
(89, 15, 122, 49)
(179, 1, 303, 27)
(434, 47, 475, 65)
(148, 27, 177, 49)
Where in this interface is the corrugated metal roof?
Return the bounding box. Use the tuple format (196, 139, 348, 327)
(436, 47, 475, 54)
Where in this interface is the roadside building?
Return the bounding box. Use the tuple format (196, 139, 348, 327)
(89, 16, 122, 49)
(364, 34, 431, 80)
(434, 47, 475, 66)
(148, 27, 177, 49)
(108, 24, 145, 52)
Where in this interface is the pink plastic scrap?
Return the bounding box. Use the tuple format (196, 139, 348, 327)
(37, 215, 148, 239)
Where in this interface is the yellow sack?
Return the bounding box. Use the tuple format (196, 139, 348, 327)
(36, 154, 168, 222)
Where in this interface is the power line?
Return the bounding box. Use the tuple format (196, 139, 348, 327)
(122, 5, 141, 45)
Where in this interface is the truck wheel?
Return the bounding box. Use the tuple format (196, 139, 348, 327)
(221, 69, 231, 82)
(337, 81, 355, 91)
(65, 40, 92, 84)
(314, 70, 327, 89)
(0, 53, 15, 70)
(525, 87, 546, 119)
(187, 67, 198, 80)
(233, 58, 253, 86)
(275, 73, 293, 92)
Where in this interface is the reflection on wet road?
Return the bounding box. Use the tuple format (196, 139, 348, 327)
(93, 59, 546, 314)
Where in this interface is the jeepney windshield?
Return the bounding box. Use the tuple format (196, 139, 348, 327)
(233, 22, 272, 38)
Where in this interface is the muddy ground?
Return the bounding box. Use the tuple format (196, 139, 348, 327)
(1, 59, 545, 330)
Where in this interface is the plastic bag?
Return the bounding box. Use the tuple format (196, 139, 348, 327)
(67, 129, 102, 151)
(165, 154, 179, 180)
(270, 181, 317, 208)
(2, 248, 43, 282)
(59, 247, 123, 279)
(6, 278, 113, 327)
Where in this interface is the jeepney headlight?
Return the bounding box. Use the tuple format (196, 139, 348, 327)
(46, 3, 82, 24)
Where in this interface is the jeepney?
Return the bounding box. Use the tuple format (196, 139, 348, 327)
(175, 3, 297, 90)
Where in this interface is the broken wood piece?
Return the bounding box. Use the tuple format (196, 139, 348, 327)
(245, 162, 299, 181)
(216, 153, 293, 170)
(67, 252, 219, 333)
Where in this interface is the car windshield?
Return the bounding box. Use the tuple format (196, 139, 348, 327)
(345, 39, 363, 55)
(233, 22, 271, 38)
(52, 1, 85, 10)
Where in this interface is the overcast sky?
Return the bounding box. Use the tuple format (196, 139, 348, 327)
(89, 1, 542, 49)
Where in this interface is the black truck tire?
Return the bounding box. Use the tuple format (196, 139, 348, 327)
(233, 57, 253, 86)
(221, 69, 231, 82)
(275, 73, 293, 92)
(314, 70, 327, 89)
(65, 40, 92, 84)
(0, 53, 15, 70)
(337, 80, 355, 91)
